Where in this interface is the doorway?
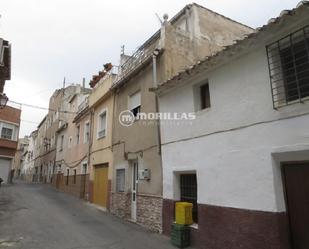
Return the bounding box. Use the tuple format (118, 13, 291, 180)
(93, 164, 108, 208)
(131, 160, 138, 222)
(282, 162, 309, 249)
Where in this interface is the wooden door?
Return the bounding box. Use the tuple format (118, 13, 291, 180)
(283, 163, 309, 249)
(93, 165, 108, 208)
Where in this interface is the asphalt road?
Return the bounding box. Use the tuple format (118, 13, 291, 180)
(0, 182, 178, 249)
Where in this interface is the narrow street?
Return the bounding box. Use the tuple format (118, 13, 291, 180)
(0, 182, 177, 249)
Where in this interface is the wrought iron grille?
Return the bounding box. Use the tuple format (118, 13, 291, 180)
(266, 25, 309, 109)
(180, 174, 198, 223)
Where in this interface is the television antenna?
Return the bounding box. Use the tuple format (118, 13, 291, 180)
(155, 13, 163, 25)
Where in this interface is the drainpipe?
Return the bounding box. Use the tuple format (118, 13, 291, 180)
(152, 49, 164, 198)
(152, 49, 161, 155)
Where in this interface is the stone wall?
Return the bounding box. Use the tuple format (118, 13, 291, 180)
(136, 194, 162, 233)
(111, 192, 162, 233)
(110, 192, 131, 219)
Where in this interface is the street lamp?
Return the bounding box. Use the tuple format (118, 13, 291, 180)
(0, 93, 8, 108)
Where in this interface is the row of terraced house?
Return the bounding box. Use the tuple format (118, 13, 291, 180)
(14, 2, 309, 249)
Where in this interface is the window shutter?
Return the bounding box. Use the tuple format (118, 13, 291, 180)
(128, 91, 141, 110)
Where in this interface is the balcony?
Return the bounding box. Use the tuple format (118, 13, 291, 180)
(77, 97, 89, 114)
(113, 37, 160, 87)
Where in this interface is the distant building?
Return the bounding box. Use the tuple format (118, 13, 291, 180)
(22, 130, 38, 182)
(12, 136, 29, 179)
(53, 86, 91, 197)
(34, 84, 90, 184)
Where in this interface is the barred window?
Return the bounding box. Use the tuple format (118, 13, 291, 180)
(1, 127, 13, 140)
(180, 174, 198, 223)
(116, 169, 125, 192)
(267, 26, 309, 108)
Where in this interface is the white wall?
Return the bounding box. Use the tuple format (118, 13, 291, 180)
(0, 158, 12, 183)
(159, 31, 309, 213)
(23, 136, 35, 175)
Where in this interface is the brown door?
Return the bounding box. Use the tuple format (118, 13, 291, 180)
(283, 163, 309, 249)
(56, 173, 61, 189)
(93, 164, 108, 208)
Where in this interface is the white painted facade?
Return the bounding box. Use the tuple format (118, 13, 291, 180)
(158, 16, 309, 213)
(22, 133, 37, 180)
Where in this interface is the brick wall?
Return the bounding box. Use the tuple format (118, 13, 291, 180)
(0, 105, 21, 124)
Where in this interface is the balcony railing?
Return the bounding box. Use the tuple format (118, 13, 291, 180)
(113, 38, 159, 85)
(77, 97, 89, 113)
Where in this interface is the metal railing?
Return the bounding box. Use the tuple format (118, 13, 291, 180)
(77, 97, 89, 113)
(113, 39, 159, 85)
(266, 25, 309, 109)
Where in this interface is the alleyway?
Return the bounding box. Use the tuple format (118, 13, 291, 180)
(0, 182, 178, 249)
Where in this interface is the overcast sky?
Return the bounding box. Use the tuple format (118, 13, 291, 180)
(0, 0, 301, 137)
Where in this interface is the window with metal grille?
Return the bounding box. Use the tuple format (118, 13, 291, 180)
(180, 174, 198, 223)
(1, 127, 13, 140)
(266, 25, 309, 108)
(116, 169, 125, 192)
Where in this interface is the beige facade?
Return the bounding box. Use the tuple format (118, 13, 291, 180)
(88, 72, 115, 208)
(111, 3, 253, 232)
(53, 88, 91, 198)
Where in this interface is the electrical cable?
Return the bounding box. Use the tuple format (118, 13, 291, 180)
(8, 100, 77, 114)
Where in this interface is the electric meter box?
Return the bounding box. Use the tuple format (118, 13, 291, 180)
(138, 169, 151, 180)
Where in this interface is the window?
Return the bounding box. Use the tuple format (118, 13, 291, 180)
(82, 163, 87, 174)
(97, 110, 107, 139)
(193, 81, 211, 111)
(128, 91, 141, 117)
(200, 83, 211, 109)
(116, 169, 125, 192)
(267, 25, 309, 108)
(84, 122, 90, 143)
(66, 169, 69, 185)
(73, 169, 77, 184)
(76, 125, 80, 144)
(180, 174, 198, 223)
(59, 135, 64, 151)
(1, 127, 13, 140)
(51, 136, 54, 148)
(68, 136, 73, 148)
